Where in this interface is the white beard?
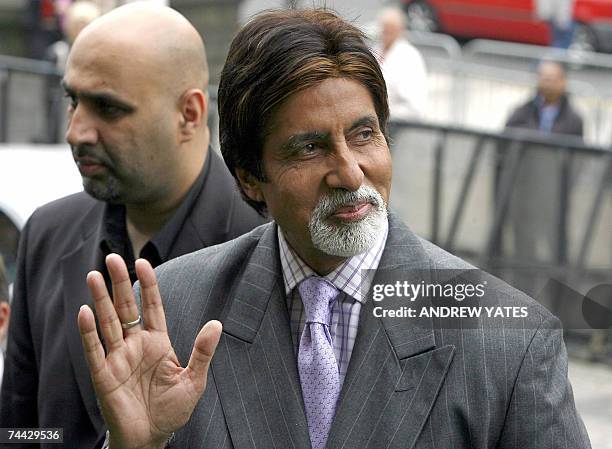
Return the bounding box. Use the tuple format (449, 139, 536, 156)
(309, 185, 387, 257)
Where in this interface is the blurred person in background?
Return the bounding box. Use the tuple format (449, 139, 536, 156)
(0, 256, 9, 391)
(46, 1, 101, 72)
(0, 3, 264, 448)
(96, 0, 169, 13)
(43, 1, 101, 143)
(502, 60, 583, 284)
(375, 7, 427, 124)
(24, 0, 63, 59)
(536, 0, 576, 49)
(506, 60, 583, 136)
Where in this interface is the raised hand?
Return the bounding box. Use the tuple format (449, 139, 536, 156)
(77, 254, 222, 449)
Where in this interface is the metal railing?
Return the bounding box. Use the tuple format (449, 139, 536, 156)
(0, 55, 221, 146)
(463, 39, 612, 75)
(3, 35, 612, 145)
(0, 55, 62, 143)
(407, 31, 462, 60)
(388, 119, 612, 360)
(404, 32, 612, 146)
(388, 119, 611, 285)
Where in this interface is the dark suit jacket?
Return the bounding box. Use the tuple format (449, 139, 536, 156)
(500, 95, 584, 263)
(505, 94, 583, 137)
(0, 150, 265, 449)
(147, 212, 590, 449)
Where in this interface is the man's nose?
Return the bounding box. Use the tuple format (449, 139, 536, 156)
(66, 105, 99, 147)
(324, 142, 364, 192)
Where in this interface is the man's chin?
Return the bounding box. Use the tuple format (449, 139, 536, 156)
(311, 210, 386, 258)
(83, 179, 122, 203)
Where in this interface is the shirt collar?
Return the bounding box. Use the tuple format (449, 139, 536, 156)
(535, 94, 562, 111)
(148, 148, 210, 259)
(278, 217, 389, 303)
(100, 147, 211, 263)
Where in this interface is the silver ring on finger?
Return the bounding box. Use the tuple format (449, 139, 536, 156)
(121, 315, 142, 330)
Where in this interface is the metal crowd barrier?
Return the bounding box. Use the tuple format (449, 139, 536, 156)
(3, 35, 612, 145)
(389, 119, 612, 359)
(406, 33, 612, 147)
(0, 53, 221, 146)
(388, 119, 611, 291)
(405, 31, 462, 60)
(0, 55, 62, 143)
(463, 39, 612, 77)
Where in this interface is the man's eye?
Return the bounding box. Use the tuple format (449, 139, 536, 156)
(97, 102, 124, 119)
(356, 129, 374, 141)
(64, 94, 78, 111)
(289, 142, 319, 157)
(350, 128, 375, 145)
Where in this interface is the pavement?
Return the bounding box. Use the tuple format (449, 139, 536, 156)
(569, 358, 612, 448)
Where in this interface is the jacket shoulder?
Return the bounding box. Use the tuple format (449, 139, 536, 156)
(190, 150, 268, 245)
(27, 191, 98, 227)
(155, 222, 271, 285)
(506, 99, 536, 127)
(145, 223, 272, 332)
(22, 192, 101, 244)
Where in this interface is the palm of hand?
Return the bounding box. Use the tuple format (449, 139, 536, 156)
(98, 331, 197, 447)
(78, 255, 221, 449)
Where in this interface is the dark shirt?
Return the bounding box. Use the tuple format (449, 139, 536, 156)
(100, 153, 208, 285)
(505, 93, 583, 139)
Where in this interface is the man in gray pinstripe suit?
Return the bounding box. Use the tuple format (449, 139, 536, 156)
(77, 9, 591, 449)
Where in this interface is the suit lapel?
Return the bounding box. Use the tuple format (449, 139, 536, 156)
(172, 150, 241, 256)
(61, 205, 106, 432)
(327, 214, 455, 449)
(212, 223, 311, 449)
(211, 215, 456, 449)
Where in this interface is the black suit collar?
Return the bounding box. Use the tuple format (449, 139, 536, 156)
(167, 148, 245, 256)
(61, 201, 106, 434)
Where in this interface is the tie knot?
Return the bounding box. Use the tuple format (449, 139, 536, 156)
(298, 277, 339, 325)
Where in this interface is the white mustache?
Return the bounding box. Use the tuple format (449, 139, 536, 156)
(314, 185, 384, 218)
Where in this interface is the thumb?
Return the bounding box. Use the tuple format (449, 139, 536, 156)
(186, 320, 222, 388)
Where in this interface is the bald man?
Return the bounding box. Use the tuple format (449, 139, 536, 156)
(0, 4, 264, 447)
(504, 60, 583, 265)
(375, 7, 427, 121)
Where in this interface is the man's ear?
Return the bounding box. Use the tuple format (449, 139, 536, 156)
(178, 89, 207, 141)
(235, 168, 265, 203)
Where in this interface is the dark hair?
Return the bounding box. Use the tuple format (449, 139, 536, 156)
(218, 9, 389, 215)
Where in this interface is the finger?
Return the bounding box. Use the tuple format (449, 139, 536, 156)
(135, 258, 167, 332)
(186, 320, 222, 389)
(78, 304, 107, 377)
(87, 270, 124, 351)
(106, 254, 141, 335)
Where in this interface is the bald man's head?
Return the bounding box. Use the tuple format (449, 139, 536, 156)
(72, 2, 208, 92)
(379, 7, 406, 51)
(62, 2, 210, 208)
(537, 60, 567, 105)
(63, 1, 101, 44)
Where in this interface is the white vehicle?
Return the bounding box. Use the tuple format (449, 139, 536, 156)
(0, 144, 82, 279)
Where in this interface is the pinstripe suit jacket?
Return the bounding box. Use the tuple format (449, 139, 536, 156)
(149, 213, 590, 449)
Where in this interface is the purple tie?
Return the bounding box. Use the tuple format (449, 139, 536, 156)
(298, 276, 341, 449)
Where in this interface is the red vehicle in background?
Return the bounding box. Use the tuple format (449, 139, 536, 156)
(401, 0, 612, 53)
